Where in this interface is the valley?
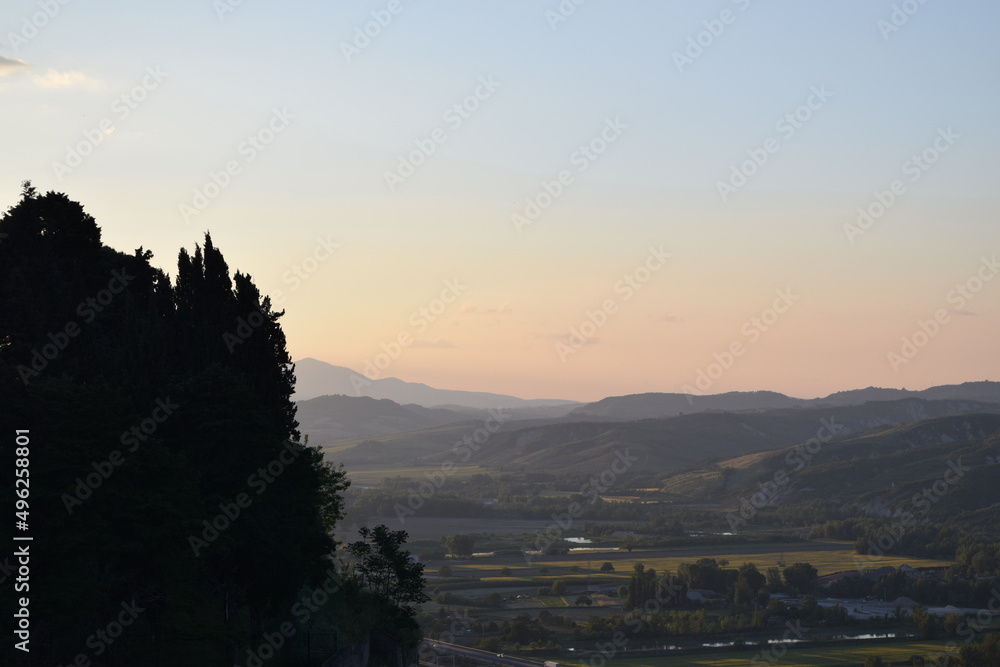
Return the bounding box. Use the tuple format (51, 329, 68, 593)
(292, 361, 1000, 666)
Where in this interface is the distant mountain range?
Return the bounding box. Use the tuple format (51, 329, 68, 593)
(295, 358, 1000, 419)
(292, 358, 579, 410)
(571, 382, 1000, 419)
(293, 361, 1000, 533)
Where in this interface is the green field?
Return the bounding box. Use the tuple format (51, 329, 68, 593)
(342, 464, 482, 485)
(553, 639, 964, 667)
(444, 541, 953, 580)
(536, 548, 953, 577)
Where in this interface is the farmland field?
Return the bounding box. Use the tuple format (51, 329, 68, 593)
(554, 638, 965, 667)
(438, 540, 953, 579)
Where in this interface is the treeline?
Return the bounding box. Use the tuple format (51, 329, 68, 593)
(347, 472, 775, 528)
(809, 516, 1000, 579)
(0, 185, 419, 665)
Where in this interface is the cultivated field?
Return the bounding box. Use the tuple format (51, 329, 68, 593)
(557, 639, 964, 667)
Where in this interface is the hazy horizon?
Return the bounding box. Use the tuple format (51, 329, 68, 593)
(294, 355, 996, 404)
(4, 0, 998, 402)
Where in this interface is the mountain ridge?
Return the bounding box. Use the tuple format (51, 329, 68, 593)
(293, 357, 579, 409)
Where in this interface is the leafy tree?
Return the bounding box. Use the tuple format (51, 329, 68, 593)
(445, 533, 476, 557)
(0, 184, 353, 663)
(500, 566, 512, 576)
(347, 524, 429, 611)
(601, 562, 615, 572)
(960, 632, 1000, 665)
(783, 562, 818, 594)
(477, 637, 502, 652)
(575, 594, 593, 606)
(912, 604, 938, 639)
(438, 564, 453, 578)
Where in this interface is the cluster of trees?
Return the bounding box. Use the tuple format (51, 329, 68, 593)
(827, 567, 1000, 609)
(345, 471, 750, 527)
(0, 185, 423, 664)
(811, 514, 1000, 576)
(444, 533, 476, 557)
(618, 559, 819, 613)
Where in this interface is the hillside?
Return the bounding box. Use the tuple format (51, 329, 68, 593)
(661, 412, 1000, 522)
(569, 390, 800, 419)
(295, 394, 474, 442)
(463, 398, 999, 476)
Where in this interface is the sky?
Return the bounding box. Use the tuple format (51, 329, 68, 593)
(2, 0, 998, 402)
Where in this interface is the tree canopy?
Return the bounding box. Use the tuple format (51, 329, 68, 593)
(0, 184, 415, 664)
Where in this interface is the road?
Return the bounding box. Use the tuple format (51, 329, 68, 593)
(420, 639, 547, 667)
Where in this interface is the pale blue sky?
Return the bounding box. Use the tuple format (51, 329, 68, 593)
(2, 1, 998, 400)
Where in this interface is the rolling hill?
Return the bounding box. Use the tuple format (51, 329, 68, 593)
(660, 411, 1000, 524)
(461, 398, 1000, 476)
(295, 394, 473, 442)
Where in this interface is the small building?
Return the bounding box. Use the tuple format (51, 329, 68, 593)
(686, 589, 724, 602)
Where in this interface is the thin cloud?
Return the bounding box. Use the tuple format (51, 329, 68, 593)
(0, 55, 29, 77)
(32, 69, 102, 90)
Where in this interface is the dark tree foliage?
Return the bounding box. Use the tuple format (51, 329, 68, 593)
(0, 184, 357, 665)
(346, 525, 429, 650)
(782, 562, 819, 594)
(444, 533, 476, 557)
